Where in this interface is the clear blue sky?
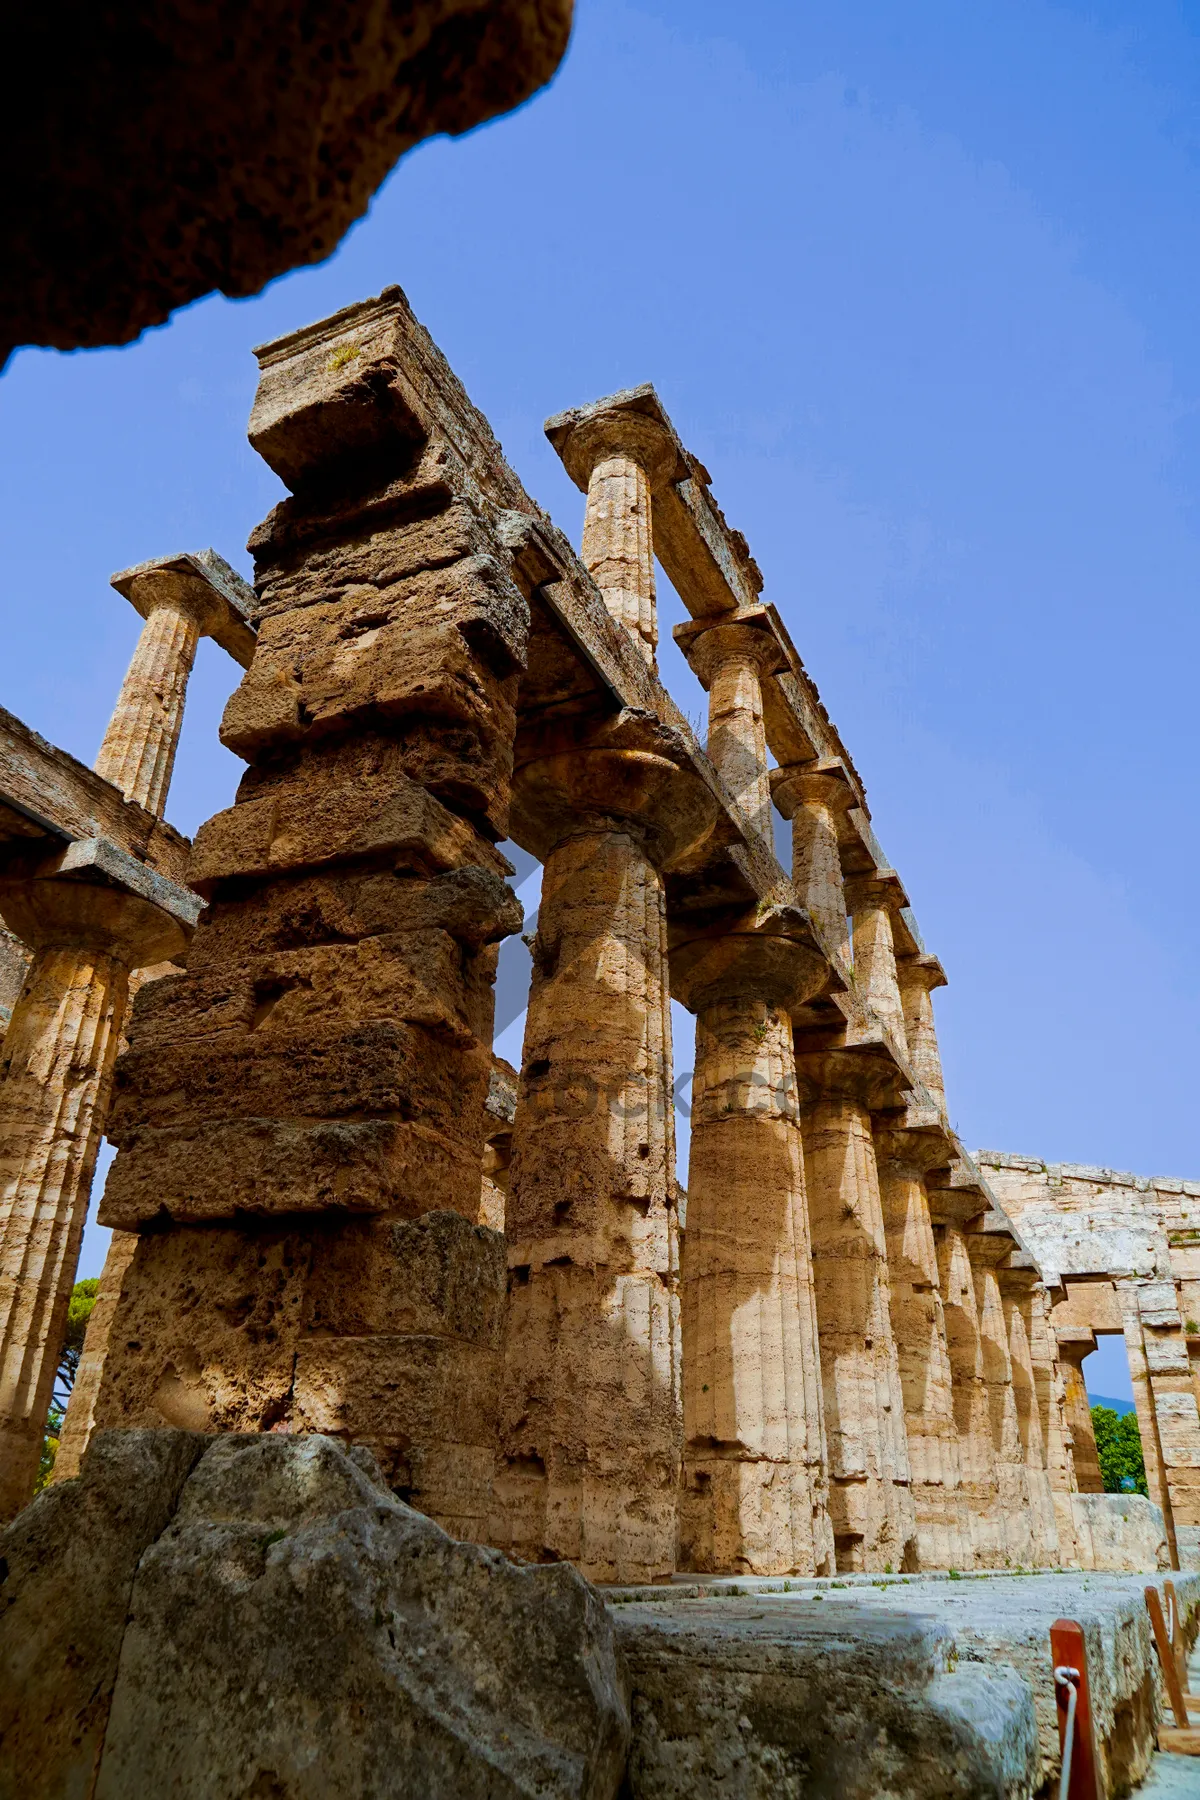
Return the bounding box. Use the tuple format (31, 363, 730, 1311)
(5, 2, 1200, 1331)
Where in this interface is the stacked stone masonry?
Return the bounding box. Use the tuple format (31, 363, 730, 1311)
(4, 285, 1198, 1588)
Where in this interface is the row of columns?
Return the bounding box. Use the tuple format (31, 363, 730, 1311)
(0, 553, 254, 1518)
(489, 397, 1077, 1579)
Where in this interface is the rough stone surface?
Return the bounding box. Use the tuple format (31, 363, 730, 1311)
(0, 1427, 207, 1799)
(4, 1, 573, 362)
(1, 1428, 630, 1800)
(1073, 1493, 1170, 1572)
(614, 1591, 1038, 1799)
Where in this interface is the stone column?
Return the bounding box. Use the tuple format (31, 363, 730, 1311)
(86, 303, 528, 1544)
(1056, 1331, 1104, 1494)
(1001, 1269, 1060, 1566)
(675, 612, 781, 845)
(845, 871, 909, 1055)
(491, 715, 717, 1583)
(972, 1235, 1037, 1566)
(1028, 1284, 1083, 1566)
(796, 1048, 917, 1573)
(936, 1217, 1003, 1567)
(552, 400, 683, 669)
(96, 549, 257, 814)
(770, 758, 855, 969)
(0, 871, 191, 1519)
(897, 953, 948, 1115)
(673, 917, 833, 1576)
(874, 1125, 969, 1570)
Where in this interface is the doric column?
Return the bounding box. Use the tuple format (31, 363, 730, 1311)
(874, 1124, 969, 1570)
(1056, 1329, 1104, 1495)
(971, 1231, 1036, 1566)
(491, 713, 717, 1583)
(675, 611, 782, 844)
(95, 550, 257, 814)
(1000, 1267, 1060, 1566)
(845, 871, 909, 1055)
(897, 953, 949, 1115)
(549, 396, 684, 668)
(770, 758, 855, 969)
(935, 1216, 1003, 1566)
(796, 1047, 916, 1572)
(0, 865, 194, 1519)
(86, 302, 528, 1545)
(672, 914, 834, 1576)
(1028, 1284, 1083, 1566)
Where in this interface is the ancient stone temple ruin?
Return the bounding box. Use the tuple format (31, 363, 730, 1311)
(5, 286, 1200, 1797)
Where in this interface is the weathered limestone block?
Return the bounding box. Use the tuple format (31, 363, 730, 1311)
(797, 1049, 917, 1572)
(1072, 1494, 1169, 1571)
(493, 716, 717, 1583)
(51, 1228, 138, 1484)
(615, 1594, 1038, 1800)
(874, 1126, 970, 1571)
(672, 919, 833, 1577)
(0, 1426, 208, 1799)
(547, 389, 688, 668)
(1, 1430, 630, 1800)
(938, 1224, 1006, 1567)
(770, 758, 856, 968)
(89, 297, 531, 1536)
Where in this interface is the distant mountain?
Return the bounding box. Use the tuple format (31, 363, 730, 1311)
(1089, 1394, 1135, 1417)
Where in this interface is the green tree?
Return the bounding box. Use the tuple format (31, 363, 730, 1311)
(34, 1278, 99, 1494)
(1091, 1404, 1148, 1498)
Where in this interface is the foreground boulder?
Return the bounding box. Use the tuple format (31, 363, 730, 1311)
(0, 1429, 630, 1799)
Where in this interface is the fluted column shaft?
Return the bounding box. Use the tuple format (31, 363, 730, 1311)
(1002, 1284, 1059, 1566)
(847, 879, 908, 1053)
(494, 827, 681, 1582)
(938, 1223, 1005, 1566)
(898, 961, 948, 1114)
(681, 995, 832, 1575)
(976, 1260, 1035, 1564)
(771, 762, 855, 969)
(1059, 1342, 1104, 1494)
(801, 1071, 916, 1572)
(94, 599, 205, 815)
(0, 940, 128, 1517)
(1027, 1287, 1082, 1565)
(875, 1149, 969, 1570)
(582, 455, 658, 663)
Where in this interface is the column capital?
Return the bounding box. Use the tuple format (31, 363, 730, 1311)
(546, 386, 688, 494)
(897, 950, 948, 995)
(873, 1117, 957, 1176)
(112, 548, 259, 669)
(671, 902, 829, 1015)
(844, 866, 909, 917)
(0, 835, 201, 965)
(769, 755, 857, 820)
(673, 608, 785, 688)
(510, 709, 718, 868)
(794, 1041, 906, 1112)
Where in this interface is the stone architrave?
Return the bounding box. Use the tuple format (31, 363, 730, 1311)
(547, 391, 687, 669)
(491, 711, 717, 1585)
(84, 296, 530, 1543)
(672, 912, 834, 1577)
(770, 759, 855, 969)
(795, 1047, 917, 1573)
(873, 1123, 970, 1571)
(0, 852, 197, 1519)
(936, 1218, 1006, 1567)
